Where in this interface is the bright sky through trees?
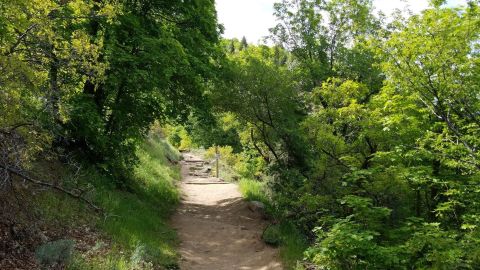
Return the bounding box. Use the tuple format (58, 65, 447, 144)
(216, 0, 468, 43)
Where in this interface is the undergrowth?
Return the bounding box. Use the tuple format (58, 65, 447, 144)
(238, 178, 267, 203)
(238, 178, 308, 269)
(34, 136, 181, 269)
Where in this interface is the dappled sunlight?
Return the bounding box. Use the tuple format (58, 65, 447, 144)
(172, 153, 282, 270)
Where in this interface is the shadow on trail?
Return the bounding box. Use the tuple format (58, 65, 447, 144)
(178, 196, 261, 228)
(171, 152, 282, 270)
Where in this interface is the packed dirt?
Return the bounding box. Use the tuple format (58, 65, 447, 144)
(171, 153, 283, 270)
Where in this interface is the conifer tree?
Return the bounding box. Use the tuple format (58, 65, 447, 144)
(240, 36, 248, 50)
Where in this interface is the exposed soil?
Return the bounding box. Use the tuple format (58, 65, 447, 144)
(171, 153, 283, 270)
(0, 183, 109, 270)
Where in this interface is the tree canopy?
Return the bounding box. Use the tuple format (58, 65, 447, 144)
(2, 0, 480, 268)
(185, 1, 480, 268)
(1, 0, 221, 182)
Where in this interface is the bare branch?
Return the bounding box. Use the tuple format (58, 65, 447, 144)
(0, 164, 102, 212)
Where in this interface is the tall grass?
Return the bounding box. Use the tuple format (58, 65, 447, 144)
(95, 137, 181, 267)
(36, 136, 182, 269)
(278, 222, 308, 269)
(238, 178, 268, 204)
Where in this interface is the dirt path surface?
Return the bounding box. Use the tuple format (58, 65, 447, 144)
(171, 153, 283, 270)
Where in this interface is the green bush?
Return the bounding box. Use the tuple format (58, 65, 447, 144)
(163, 125, 194, 151)
(263, 225, 283, 246)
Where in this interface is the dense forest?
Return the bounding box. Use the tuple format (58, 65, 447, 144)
(1, 0, 480, 269)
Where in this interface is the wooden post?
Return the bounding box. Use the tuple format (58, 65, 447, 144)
(215, 145, 219, 178)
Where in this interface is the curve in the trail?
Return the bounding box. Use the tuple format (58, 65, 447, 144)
(171, 153, 282, 270)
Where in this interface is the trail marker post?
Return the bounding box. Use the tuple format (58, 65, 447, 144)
(215, 146, 219, 178)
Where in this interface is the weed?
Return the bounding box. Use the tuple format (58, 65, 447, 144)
(238, 178, 268, 203)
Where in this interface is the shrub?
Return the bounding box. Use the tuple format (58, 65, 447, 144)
(35, 239, 75, 267)
(263, 225, 283, 247)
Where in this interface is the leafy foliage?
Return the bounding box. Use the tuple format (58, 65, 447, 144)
(3, 0, 480, 269)
(185, 1, 480, 269)
(0, 0, 221, 185)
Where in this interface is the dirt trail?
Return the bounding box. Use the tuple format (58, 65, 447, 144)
(171, 153, 283, 270)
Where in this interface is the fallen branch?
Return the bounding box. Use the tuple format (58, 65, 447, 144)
(0, 164, 102, 212)
(0, 122, 34, 135)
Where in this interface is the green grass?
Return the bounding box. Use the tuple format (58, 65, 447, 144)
(238, 178, 308, 270)
(35, 136, 182, 269)
(238, 178, 268, 204)
(277, 222, 308, 269)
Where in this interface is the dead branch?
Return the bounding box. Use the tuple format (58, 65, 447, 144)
(0, 164, 102, 213)
(0, 123, 34, 135)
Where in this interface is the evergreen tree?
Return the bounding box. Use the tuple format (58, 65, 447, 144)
(229, 40, 236, 53)
(240, 36, 248, 50)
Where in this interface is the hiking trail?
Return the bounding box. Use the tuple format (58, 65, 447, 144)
(171, 153, 283, 270)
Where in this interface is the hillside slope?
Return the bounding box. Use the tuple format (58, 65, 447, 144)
(1, 135, 182, 269)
